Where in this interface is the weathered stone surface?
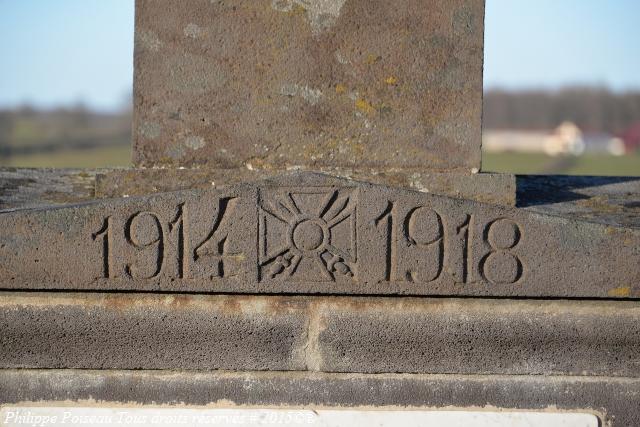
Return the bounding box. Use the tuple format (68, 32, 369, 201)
(5, 0, 638, 421)
(1, 294, 639, 377)
(316, 298, 640, 375)
(0, 173, 638, 297)
(0, 168, 98, 211)
(95, 168, 515, 205)
(133, 0, 484, 171)
(517, 175, 640, 228)
(3, 169, 639, 228)
(0, 293, 307, 370)
(1, 370, 638, 426)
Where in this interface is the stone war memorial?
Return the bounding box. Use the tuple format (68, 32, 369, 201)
(1, 1, 639, 426)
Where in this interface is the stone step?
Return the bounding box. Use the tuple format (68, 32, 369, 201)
(1, 292, 639, 376)
(3, 370, 638, 426)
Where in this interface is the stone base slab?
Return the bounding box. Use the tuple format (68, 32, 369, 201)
(1, 370, 638, 426)
(1, 293, 639, 376)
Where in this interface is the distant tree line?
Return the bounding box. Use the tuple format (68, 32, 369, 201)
(0, 106, 131, 157)
(0, 112, 12, 140)
(483, 87, 640, 134)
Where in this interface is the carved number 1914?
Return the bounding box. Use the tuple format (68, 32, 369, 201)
(92, 198, 240, 280)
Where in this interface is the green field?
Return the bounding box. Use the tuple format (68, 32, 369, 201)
(563, 154, 640, 176)
(0, 145, 132, 168)
(1, 146, 639, 176)
(0, 108, 132, 168)
(482, 152, 640, 176)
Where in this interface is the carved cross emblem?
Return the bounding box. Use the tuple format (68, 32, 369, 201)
(258, 187, 357, 282)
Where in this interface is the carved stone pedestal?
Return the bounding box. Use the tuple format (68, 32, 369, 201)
(1, 0, 639, 425)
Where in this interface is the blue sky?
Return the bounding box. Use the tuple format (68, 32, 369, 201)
(0, 0, 134, 112)
(0, 0, 639, 112)
(484, 0, 640, 91)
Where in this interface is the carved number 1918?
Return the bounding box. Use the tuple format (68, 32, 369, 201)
(375, 202, 523, 285)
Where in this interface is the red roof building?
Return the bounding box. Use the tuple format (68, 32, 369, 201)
(620, 123, 640, 152)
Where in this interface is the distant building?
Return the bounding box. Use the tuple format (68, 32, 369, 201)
(484, 122, 626, 156)
(582, 133, 626, 156)
(620, 123, 640, 152)
(483, 122, 585, 156)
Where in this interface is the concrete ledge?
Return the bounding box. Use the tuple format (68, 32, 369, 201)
(1, 293, 639, 376)
(1, 370, 638, 426)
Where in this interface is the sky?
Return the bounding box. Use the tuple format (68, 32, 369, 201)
(484, 0, 640, 91)
(0, 0, 639, 112)
(0, 0, 134, 112)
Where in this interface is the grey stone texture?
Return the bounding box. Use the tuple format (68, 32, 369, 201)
(0, 173, 638, 297)
(0, 293, 307, 371)
(95, 168, 516, 206)
(0, 168, 98, 211)
(1, 293, 640, 377)
(2, 0, 640, 421)
(1, 370, 639, 426)
(517, 175, 640, 228)
(133, 0, 484, 171)
(3, 169, 639, 228)
(316, 298, 640, 375)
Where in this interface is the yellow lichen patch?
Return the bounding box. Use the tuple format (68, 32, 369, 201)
(244, 157, 272, 170)
(335, 84, 347, 94)
(577, 196, 623, 213)
(604, 226, 629, 237)
(385, 76, 398, 85)
(290, 3, 307, 16)
(608, 287, 632, 297)
(379, 103, 392, 114)
(365, 54, 382, 65)
(355, 99, 376, 114)
(342, 137, 365, 156)
(324, 139, 339, 151)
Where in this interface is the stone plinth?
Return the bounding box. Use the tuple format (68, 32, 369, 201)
(2, 370, 639, 426)
(2, 293, 639, 376)
(2, 0, 640, 423)
(0, 173, 637, 298)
